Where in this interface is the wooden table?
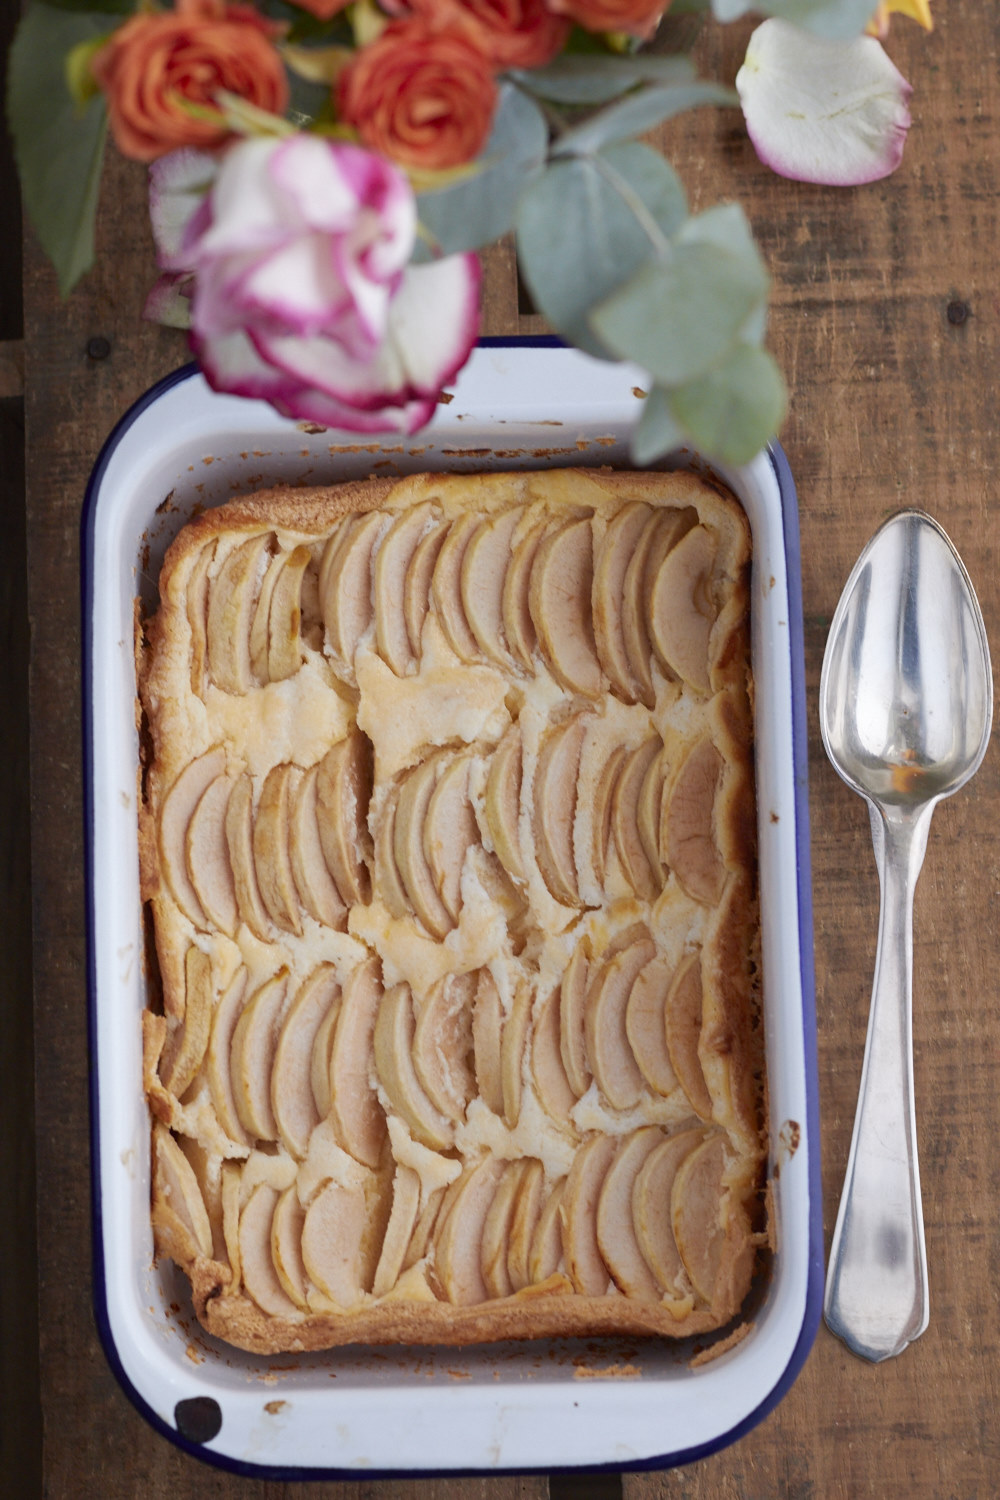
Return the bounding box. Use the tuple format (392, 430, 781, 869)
(7, 2, 1000, 1494)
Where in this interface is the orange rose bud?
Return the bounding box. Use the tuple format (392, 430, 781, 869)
(548, 0, 668, 40)
(410, 0, 571, 69)
(337, 18, 498, 172)
(91, 0, 289, 163)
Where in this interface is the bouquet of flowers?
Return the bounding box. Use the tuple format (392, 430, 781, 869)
(7, 0, 930, 462)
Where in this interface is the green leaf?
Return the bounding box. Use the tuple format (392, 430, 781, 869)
(416, 85, 547, 258)
(590, 234, 768, 384)
(711, 0, 877, 40)
(630, 386, 688, 465)
(670, 345, 787, 464)
(7, 5, 111, 296)
(508, 53, 694, 106)
(552, 80, 737, 157)
(31, 0, 133, 12)
(516, 143, 688, 359)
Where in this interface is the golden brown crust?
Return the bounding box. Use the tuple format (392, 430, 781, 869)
(139, 467, 764, 1355)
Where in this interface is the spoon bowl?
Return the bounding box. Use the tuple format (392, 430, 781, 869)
(820, 510, 992, 1362)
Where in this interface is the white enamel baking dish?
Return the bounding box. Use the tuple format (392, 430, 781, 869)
(83, 341, 821, 1478)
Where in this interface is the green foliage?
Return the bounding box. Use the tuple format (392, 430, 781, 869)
(669, 345, 788, 463)
(510, 53, 697, 106)
(7, 5, 111, 296)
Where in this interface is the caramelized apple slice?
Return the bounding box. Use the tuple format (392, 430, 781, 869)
(230, 970, 288, 1142)
(289, 763, 348, 930)
(664, 737, 726, 906)
(481, 726, 525, 884)
(584, 934, 656, 1111)
(253, 762, 303, 936)
(424, 753, 479, 923)
(528, 1177, 566, 1284)
(671, 1133, 730, 1303)
(271, 1183, 309, 1309)
(532, 713, 587, 908)
(394, 754, 452, 939)
(372, 1165, 422, 1297)
(207, 533, 269, 694)
(648, 523, 717, 692)
(612, 737, 663, 902)
(186, 540, 216, 696)
(412, 972, 476, 1124)
(665, 951, 713, 1120)
(593, 501, 653, 702)
(529, 517, 603, 696)
(240, 1183, 299, 1318)
(461, 507, 523, 667)
(625, 954, 678, 1097)
(501, 978, 532, 1129)
(472, 968, 505, 1116)
(502, 517, 547, 669)
(430, 512, 482, 661)
(309, 981, 342, 1119)
(249, 543, 282, 684)
(159, 944, 213, 1098)
(531, 986, 577, 1128)
(267, 543, 311, 682)
(225, 772, 272, 940)
(507, 1157, 545, 1292)
(558, 938, 592, 1099)
(373, 786, 411, 920)
(271, 963, 341, 1160)
(596, 1128, 664, 1300)
(159, 746, 227, 929)
(433, 1157, 506, 1305)
(374, 983, 453, 1150)
(153, 1122, 213, 1258)
(316, 730, 374, 906)
(186, 773, 238, 937)
(375, 501, 439, 675)
(320, 510, 385, 675)
(205, 966, 251, 1146)
(481, 1158, 528, 1299)
(403, 518, 448, 658)
(329, 955, 386, 1169)
(301, 1179, 368, 1309)
(561, 1134, 617, 1296)
(632, 1128, 704, 1293)
(591, 744, 627, 890)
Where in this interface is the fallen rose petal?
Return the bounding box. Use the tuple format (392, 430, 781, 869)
(148, 148, 218, 262)
(736, 18, 912, 186)
(143, 270, 194, 328)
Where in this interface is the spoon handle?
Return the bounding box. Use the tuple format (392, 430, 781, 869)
(824, 808, 931, 1362)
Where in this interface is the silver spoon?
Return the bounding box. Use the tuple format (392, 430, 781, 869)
(820, 509, 992, 1362)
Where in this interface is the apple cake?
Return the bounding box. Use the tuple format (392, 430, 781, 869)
(137, 466, 765, 1354)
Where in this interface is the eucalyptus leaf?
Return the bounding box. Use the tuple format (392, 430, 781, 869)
(630, 386, 688, 465)
(516, 143, 688, 360)
(711, 0, 877, 40)
(552, 81, 737, 157)
(590, 238, 768, 384)
(416, 85, 547, 258)
(508, 53, 694, 106)
(670, 344, 787, 463)
(7, 5, 111, 295)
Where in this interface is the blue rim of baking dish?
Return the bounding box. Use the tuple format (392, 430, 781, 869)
(81, 350, 822, 1480)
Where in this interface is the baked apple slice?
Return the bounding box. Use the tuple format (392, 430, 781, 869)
(372, 1164, 422, 1297)
(393, 754, 453, 939)
(528, 1176, 566, 1284)
(372, 785, 411, 920)
(373, 982, 453, 1151)
(253, 762, 303, 936)
(206, 533, 270, 694)
(159, 745, 227, 929)
(590, 744, 627, 890)
(648, 523, 718, 693)
(472, 967, 505, 1116)
(593, 501, 653, 702)
(159, 944, 213, 1099)
(185, 772, 238, 937)
(532, 713, 588, 908)
(671, 1133, 733, 1304)
(271, 963, 341, 1160)
(289, 763, 348, 930)
(664, 737, 726, 906)
(596, 1128, 664, 1300)
(506, 1157, 545, 1292)
(624, 953, 678, 1097)
(240, 1183, 299, 1318)
(561, 1134, 617, 1296)
(501, 516, 547, 670)
(185, 539, 216, 697)
(225, 772, 272, 941)
(531, 986, 577, 1128)
(301, 1178, 368, 1309)
(430, 512, 482, 662)
(205, 966, 251, 1147)
(584, 933, 656, 1111)
(315, 730, 374, 906)
(375, 501, 439, 676)
(636, 743, 667, 888)
(612, 737, 663, 902)
(558, 937, 592, 1099)
(328, 955, 386, 1169)
(412, 971, 476, 1125)
(632, 1127, 704, 1294)
(481, 726, 525, 885)
(230, 970, 288, 1143)
(433, 1157, 506, 1305)
(152, 1122, 213, 1260)
(403, 517, 448, 659)
(501, 977, 532, 1129)
(320, 511, 386, 677)
(308, 980, 342, 1120)
(664, 951, 713, 1120)
(249, 545, 282, 685)
(529, 517, 603, 697)
(461, 507, 523, 667)
(424, 752, 479, 924)
(266, 543, 311, 682)
(481, 1158, 527, 1299)
(270, 1183, 309, 1310)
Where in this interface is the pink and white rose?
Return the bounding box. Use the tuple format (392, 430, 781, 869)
(153, 134, 480, 433)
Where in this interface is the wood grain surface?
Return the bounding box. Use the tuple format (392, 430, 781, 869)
(18, 2, 1000, 1495)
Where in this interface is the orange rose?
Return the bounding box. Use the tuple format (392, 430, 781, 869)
(337, 19, 498, 171)
(547, 0, 668, 40)
(409, 0, 570, 69)
(91, 0, 289, 163)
